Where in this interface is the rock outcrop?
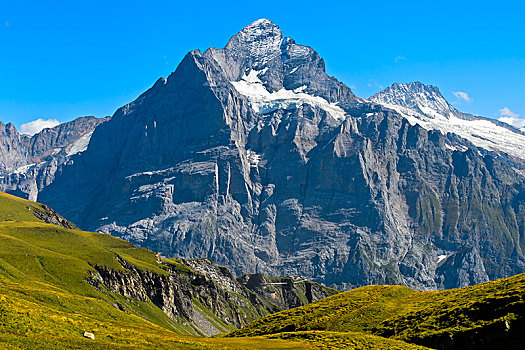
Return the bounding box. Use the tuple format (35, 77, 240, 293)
(88, 255, 336, 336)
(32, 203, 79, 230)
(0, 122, 28, 174)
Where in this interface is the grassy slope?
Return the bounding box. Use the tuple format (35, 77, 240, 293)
(0, 192, 313, 349)
(227, 272, 525, 348)
(0, 191, 428, 349)
(227, 284, 423, 336)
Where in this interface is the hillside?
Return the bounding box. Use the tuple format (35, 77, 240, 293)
(227, 273, 525, 349)
(4, 189, 520, 349)
(0, 191, 349, 349)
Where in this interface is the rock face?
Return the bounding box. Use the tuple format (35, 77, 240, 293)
(2, 19, 523, 290)
(0, 122, 28, 174)
(88, 255, 336, 336)
(31, 203, 79, 230)
(0, 116, 108, 201)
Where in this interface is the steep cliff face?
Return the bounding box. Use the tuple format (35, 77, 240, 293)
(0, 122, 28, 174)
(0, 116, 108, 200)
(88, 255, 336, 336)
(237, 273, 336, 310)
(23, 19, 525, 290)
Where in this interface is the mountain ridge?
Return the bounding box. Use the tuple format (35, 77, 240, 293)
(226, 271, 525, 349)
(0, 116, 109, 201)
(370, 82, 525, 161)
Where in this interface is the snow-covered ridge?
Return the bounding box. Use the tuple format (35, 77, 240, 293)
(373, 82, 456, 118)
(231, 69, 346, 121)
(379, 102, 525, 159)
(371, 82, 525, 160)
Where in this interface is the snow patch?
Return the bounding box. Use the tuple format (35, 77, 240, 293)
(67, 132, 93, 156)
(444, 143, 457, 151)
(293, 85, 307, 93)
(437, 254, 447, 264)
(14, 163, 35, 174)
(231, 70, 346, 121)
(246, 149, 261, 168)
(242, 69, 264, 83)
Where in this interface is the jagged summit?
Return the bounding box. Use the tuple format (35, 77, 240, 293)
(371, 81, 457, 118)
(225, 19, 283, 68)
(371, 81, 525, 159)
(203, 19, 360, 110)
(250, 18, 276, 26)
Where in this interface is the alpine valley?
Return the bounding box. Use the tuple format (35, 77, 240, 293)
(1, 19, 524, 293)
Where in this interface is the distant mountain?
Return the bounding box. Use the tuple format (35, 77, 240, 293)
(0, 121, 29, 173)
(0, 116, 108, 200)
(2, 19, 525, 291)
(370, 82, 525, 162)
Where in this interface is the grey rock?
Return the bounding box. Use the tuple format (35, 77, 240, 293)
(32, 203, 79, 230)
(370, 82, 525, 160)
(0, 122, 28, 173)
(83, 332, 95, 340)
(0, 116, 108, 200)
(87, 255, 336, 336)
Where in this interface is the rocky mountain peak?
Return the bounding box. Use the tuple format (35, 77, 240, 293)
(225, 19, 283, 69)
(371, 81, 456, 118)
(371, 82, 525, 159)
(210, 19, 359, 110)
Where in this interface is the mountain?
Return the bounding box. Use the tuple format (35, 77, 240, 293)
(370, 82, 525, 163)
(0, 191, 337, 349)
(0, 116, 108, 200)
(2, 19, 525, 290)
(227, 272, 525, 350)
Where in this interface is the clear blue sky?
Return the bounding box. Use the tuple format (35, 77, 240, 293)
(1, 0, 524, 130)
